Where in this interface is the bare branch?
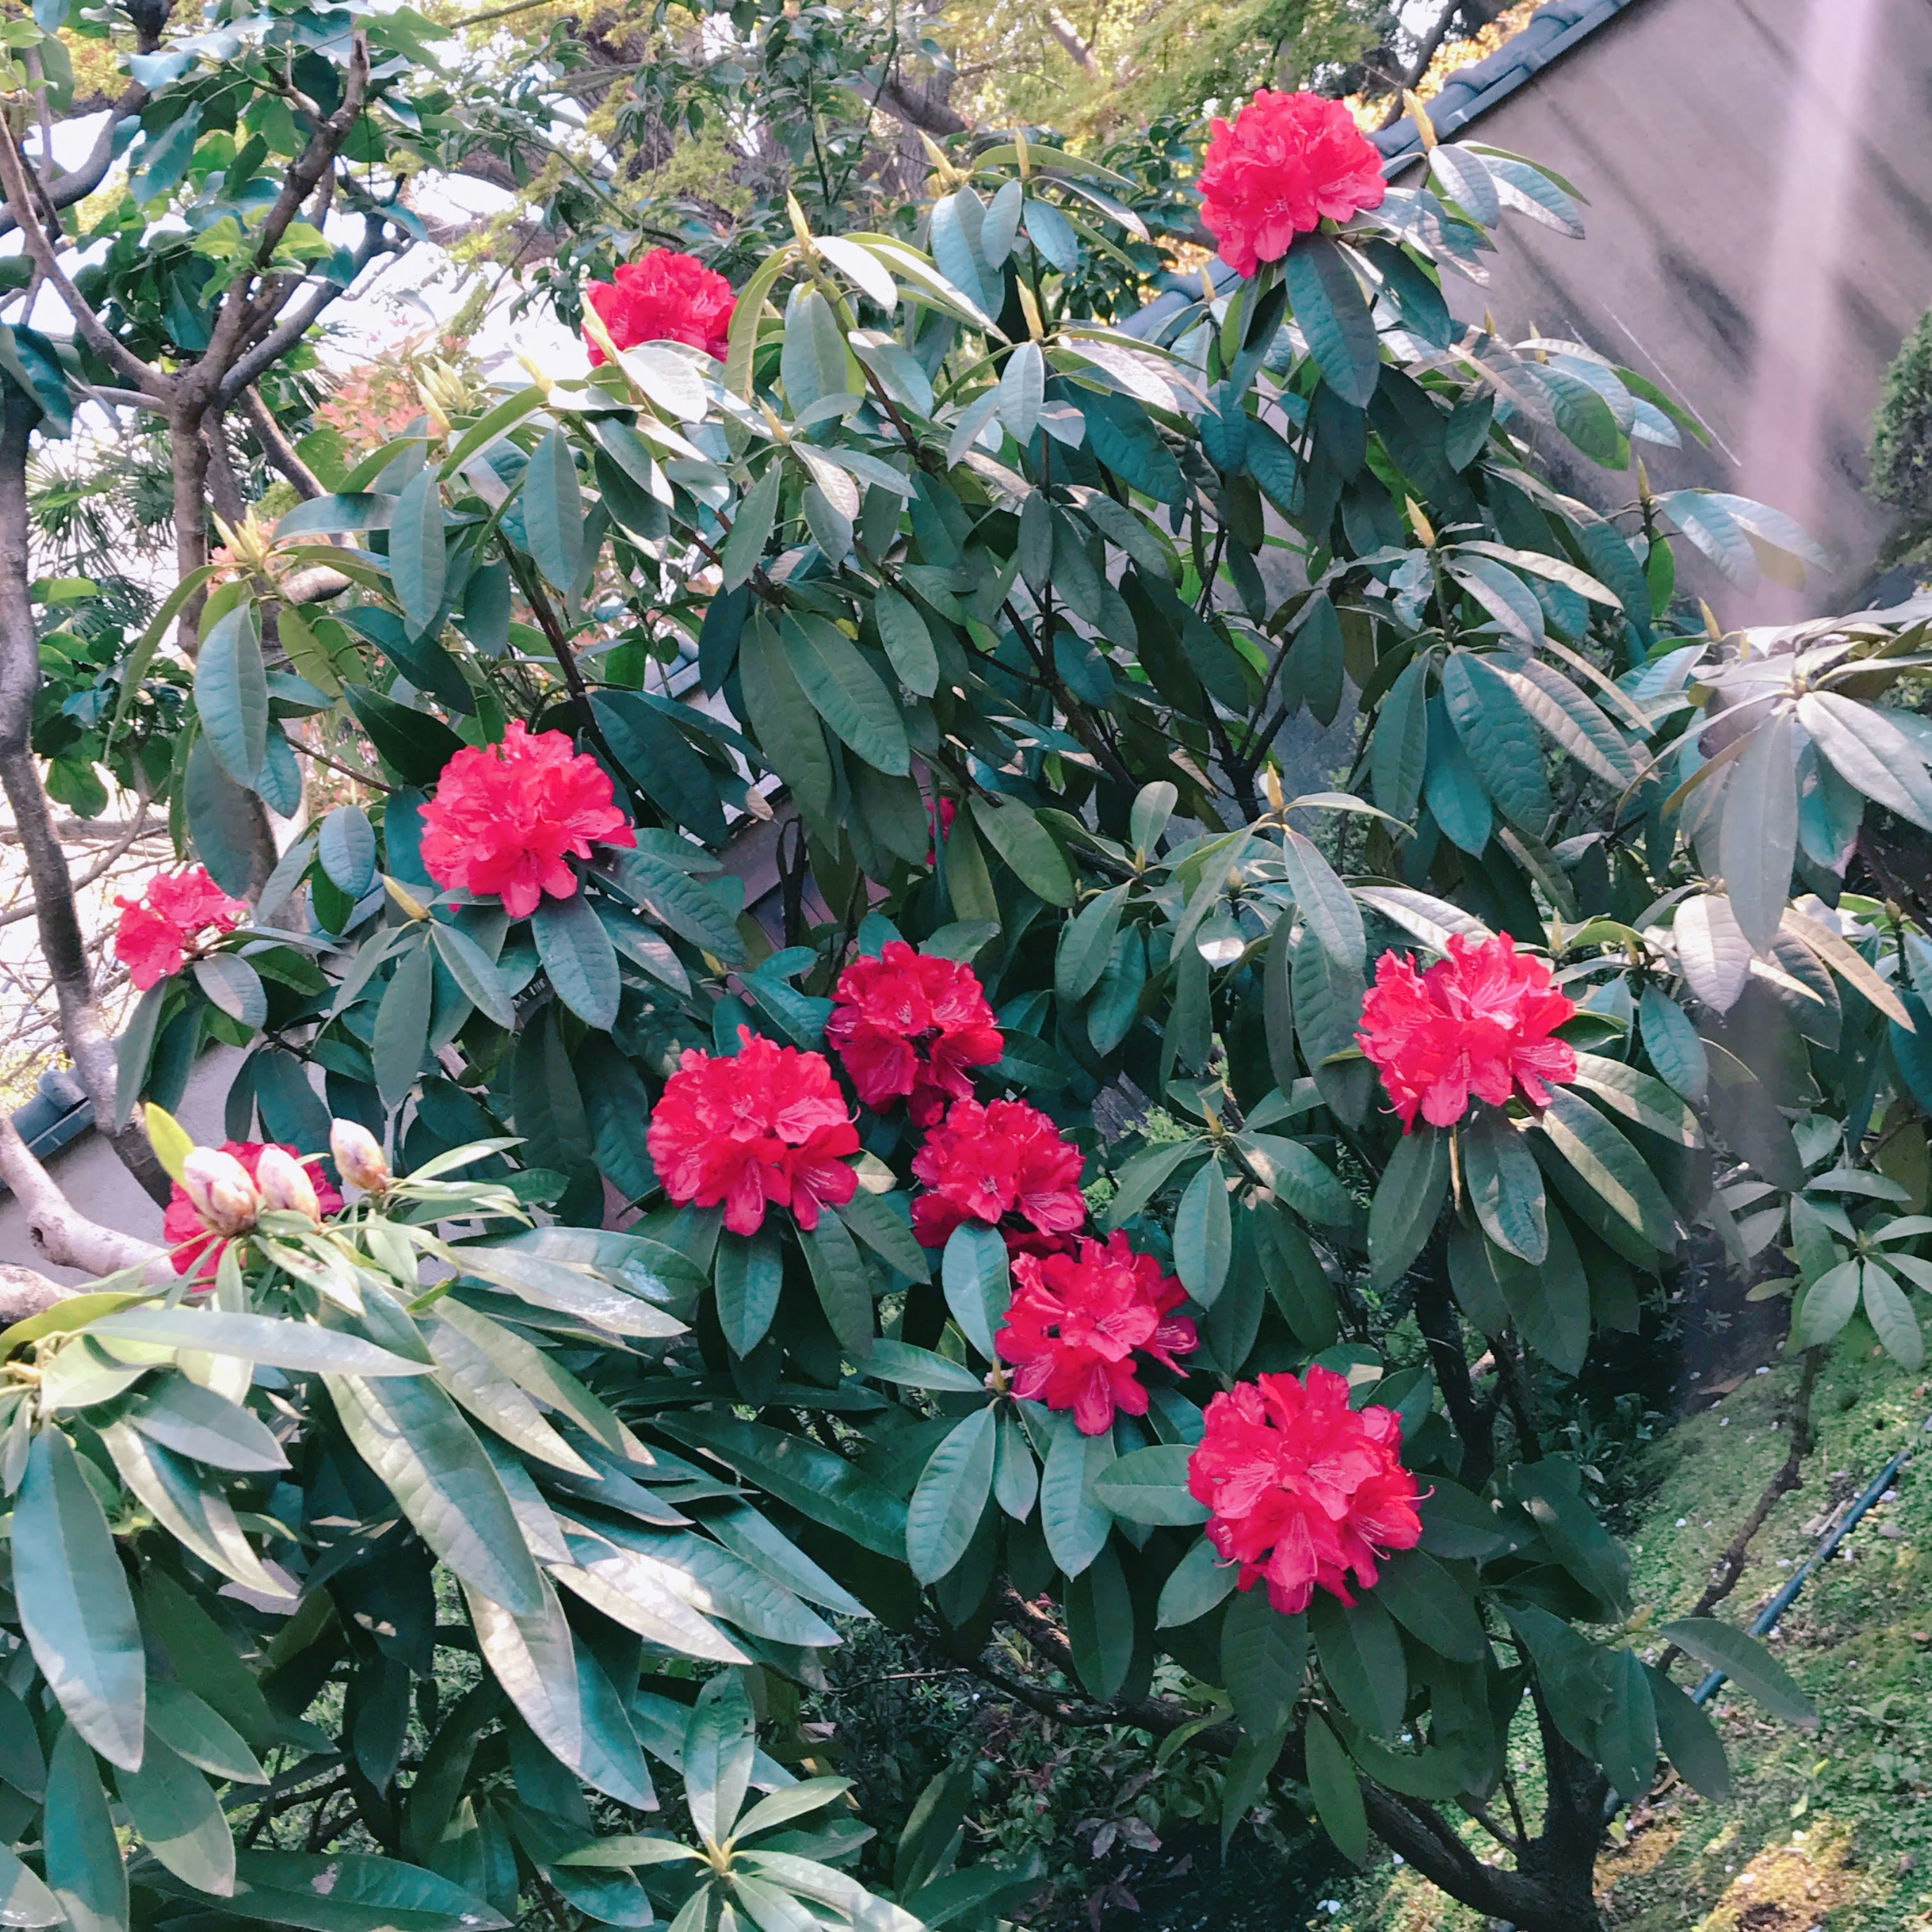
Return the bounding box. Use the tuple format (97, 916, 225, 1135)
(0, 1109, 167, 1278)
(241, 387, 325, 499)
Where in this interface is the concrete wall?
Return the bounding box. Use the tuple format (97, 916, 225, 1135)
(1430, 0, 1932, 620)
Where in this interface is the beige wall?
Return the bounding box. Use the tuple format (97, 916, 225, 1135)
(1436, 0, 1932, 620)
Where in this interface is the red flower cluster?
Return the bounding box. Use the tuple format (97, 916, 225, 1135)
(909, 1097, 1087, 1251)
(827, 942, 1004, 1127)
(165, 1141, 343, 1279)
(1356, 932, 1577, 1132)
(114, 866, 246, 992)
(1197, 90, 1388, 278)
(420, 720, 636, 920)
(1186, 1366, 1423, 1613)
(995, 1232, 1197, 1434)
(647, 1029, 859, 1236)
(585, 249, 736, 366)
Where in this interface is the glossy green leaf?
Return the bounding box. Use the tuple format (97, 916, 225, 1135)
(800, 1211, 874, 1358)
(1039, 1412, 1114, 1577)
(1441, 651, 1551, 833)
(16, 1432, 144, 1768)
(1283, 235, 1381, 407)
(715, 1228, 784, 1357)
(1157, 1536, 1237, 1628)
(45, 1725, 126, 1932)
(907, 1406, 997, 1582)
(1091, 1444, 1206, 1525)
(534, 892, 620, 1028)
(390, 464, 447, 638)
(1644, 1664, 1730, 1799)
(1310, 1591, 1405, 1739)
(1659, 1619, 1816, 1730)
(942, 1222, 1010, 1357)
(1537, 1086, 1679, 1250)
(835, 1189, 929, 1281)
(221, 1851, 508, 1932)
(783, 613, 909, 774)
(524, 428, 585, 594)
(195, 602, 268, 788)
(118, 1734, 234, 1894)
(1173, 1159, 1232, 1306)
(431, 921, 517, 1029)
(1280, 826, 1364, 973)
(1371, 1548, 1486, 1662)
(1367, 1128, 1448, 1291)
(605, 849, 745, 960)
(1304, 1712, 1369, 1865)
(373, 938, 435, 1111)
(969, 795, 1075, 905)
(1594, 1648, 1657, 1803)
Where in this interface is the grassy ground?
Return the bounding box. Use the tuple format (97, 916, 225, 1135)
(1340, 1320, 1932, 1932)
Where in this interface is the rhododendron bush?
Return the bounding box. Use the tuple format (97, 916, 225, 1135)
(28, 76, 1932, 1932)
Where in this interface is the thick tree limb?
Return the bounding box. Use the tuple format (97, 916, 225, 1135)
(0, 1111, 166, 1280)
(0, 83, 151, 243)
(241, 387, 324, 499)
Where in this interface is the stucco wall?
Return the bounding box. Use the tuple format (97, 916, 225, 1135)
(1430, 0, 1931, 619)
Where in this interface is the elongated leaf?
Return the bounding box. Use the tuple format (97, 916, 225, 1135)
(373, 939, 434, 1111)
(1863, 1261, 1924, 1369)
(1673, 893, 1751, 1013)
(1310, 1592, 1406, 1738)
(1157, 1536, 1237, 1628)
(1372, 1548, 1486, 1662)
(970, 795, 1074, 905)
(223, 1849, 509, 1932)
(196, 602, 268, 788)
(1039, 1412, 1114, 1577)
(1283, 236, 1380, 407)
(46, 1725, 126, 1932)
(783, 613, 909, 774)
(390, 465, 447, 638)
(685, 1671, 757, 1844)
(800, 1212, 874, 1358)
(1719, 715, 1798, 952)
(534, 893, 620, 1028)
(1372, 656, 1430, 822)
(606, 849, 746, 960)
(16, 1433, 144, 1768)
(1091, 1445, 1206, 1525)
(1538, 1087, 1679, 1249)
(1304, 1712, 1369, 1865)
(1644, 1664, 1730, 1799)
(942, 1222, 1011, 1359)
(835, 1190, 929, 1282)
(1368, 1128, 1448, 1290)
(1441, 651, 1551, 833)
(88, 1308, 424, 1377)
(907, 1406, 997, 1582)
(1660, 1618, 1816, 1729)
(524, 428, 585, 593)
(1057, 884, 1129, 1004)
(1173, 1160, 1232, 1306)
(873, 584, 937, 697)
(715, 1229, 783, 1357)
(118, 1735, 233, 1894)
(1638, 985, 1708, 1103)
(1569, 1053, 1701, 1146)
(1799, 689, 1932, 830)
(1462, 1110, 1547, 1262)
(1281, 827, 1365, 973)
(130, 1376, 286, 1471)
(327, 1373, 546, 1616)
(431, 922, 517, 1029)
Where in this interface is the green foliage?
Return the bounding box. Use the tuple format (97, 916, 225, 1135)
(1870, 304, 1932, 554)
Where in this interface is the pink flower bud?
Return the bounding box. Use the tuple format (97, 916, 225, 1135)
(330, 1118, 390, 1193)
(255, 1145, 322, 1221)
(179, 1147, 262, 1236)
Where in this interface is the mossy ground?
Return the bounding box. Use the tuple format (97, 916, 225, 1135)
(1338, 1321, 1932, 1932)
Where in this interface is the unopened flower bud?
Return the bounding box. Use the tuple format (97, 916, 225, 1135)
(180, 1147, 262, 1236)
(255, 1145, 322, 1221)
(330, 1118, 391, 1193)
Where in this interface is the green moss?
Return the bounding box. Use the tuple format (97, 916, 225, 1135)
(1342, 1333, 1932, 1930)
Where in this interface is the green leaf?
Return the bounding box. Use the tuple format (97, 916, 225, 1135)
(834, 1189, 929, 1281)
(907, 1406, 997, 1583)
(431, 922, 517, 1030)
(390, 464, 448, 638)
(1157, 1536, 1237, 1628)
(1368, 1129, 1448, 1291)
(326, 1372, 547, 1617)
(317, 804, 377, 899)
(720, 463, 782, 590)
(1719, 715, 1798, 953)
(373, 938, 435, 1111)
(873, 585, 937, 697)
(219, 1852, 508, 1932)
(87, 1306, 423, 1375)
(1594, 1648, 1658, 1803)
(16, 1432, 144, 1768)
(1798, 690, 1932, 831)
(1280, 827, 1364, 973)
(942, 1223, 1010, 1357)
(1056, 884, 1129, 1003)
(147, 1680, 266, 1786)
(1537, 1086, 1679, 1250)
(970, 795, 1075, 905)
(1236, 1134, 1353, 1226)
(592, 691, 727, 843)
(1066, 1544, 1134, 1700)
(655, 1413, 907, 1559)
(1103, 1138, 1205, 1232)
(1310, 1591, 1406, 1738)
(1514, 1461, 1630, 1611)
(524, 428, 585, 594)
(685, 1671, 757, 1843)
(344, 684, 466, 787)
(783, 613, 909, 774)
(1659, 1619, 1816, 1730)
(1462, 1110, 1547, 1263)
(1304, 1712, 1369, 1866)
(46, 1726, 126, 1932)
(715, 1229, 784, 1357)
(1039, 1412, 1114, 1577)
(118, 1734, 233, 1894)
(605, 849, 745, 960)
(1863, 1261, 1924, 1370)
(464, 1571, 582, 1768)
(1569, 1053, 1701, 1146)
(799, 1212, 874, 1358)
(0, 1843, 61, 1929)
(1283, 235, 1381, 407)
(1371, 656, 1430, 822)
(195, 602, 268, 788)
(781, 286, 854, 410)
(193, 955, 267, 1028)
(184, 734, 259, 899)
(1440, 651, 1552, 833)
(1173, 1160, 1232, 1306)
(1644, 1664, 1730, 1799)
(534, 893, 620, 1028)
(1371, 1548, 1486, 1663)
(864, 1339, 986, 1393)
(1486, 1217, 1591, 1375)
(1217, 1588, 1307, 1737)
(1091, 1445, 1207, 1525)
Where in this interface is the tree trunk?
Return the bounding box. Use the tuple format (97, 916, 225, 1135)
(0, 388, 171, 1203)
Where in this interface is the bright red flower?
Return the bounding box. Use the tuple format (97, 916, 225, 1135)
(1186, 1365, 1422, 1614)
(827, 942, 1004, 1126)
(910, 1097, 1086, 1250)
(585, 249, 736, 366)
(995, 1232, 1197, 1434)
(113, 865, 246, 991)
(646, 1029, 859, 1236)
(1356, 931, 1577, 1132)
(419, 719, 636, 920)
(164, 1140, 343, 1279)
(1197, 90, 1388, 279)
